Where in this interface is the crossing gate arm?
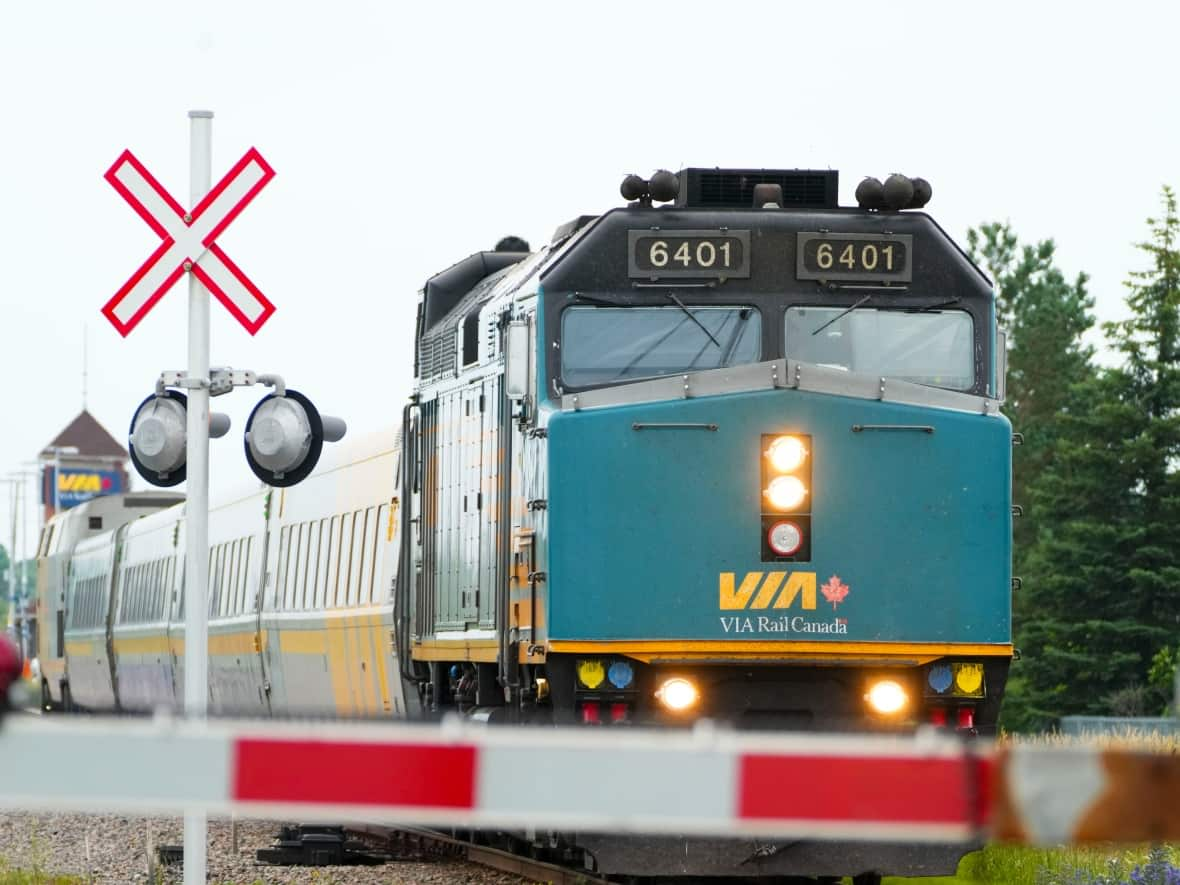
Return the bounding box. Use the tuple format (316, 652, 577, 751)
(0, 716, 986, 842)
(1, 715, 1177, 845)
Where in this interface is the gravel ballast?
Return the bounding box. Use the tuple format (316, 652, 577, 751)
(0, 813, 532, 884)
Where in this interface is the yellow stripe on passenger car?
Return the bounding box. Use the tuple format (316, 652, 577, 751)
(373, 615, 392, 712)
(363, 615, 378, 715)
(113, 635, 172, 655)
(327, 620, 350, 715)
(347, 616, 367, 716)
(279, 630, 327, 655)
(208, 630, 265, 656)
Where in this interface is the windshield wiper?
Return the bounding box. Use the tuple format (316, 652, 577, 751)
(898, 297, 961, 313)
(571, 292, 628, 307)
(665, 292, 720, 349)
(811, 294, 873, 336)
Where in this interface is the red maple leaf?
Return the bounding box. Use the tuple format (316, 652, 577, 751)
(820, 575, 850, 610)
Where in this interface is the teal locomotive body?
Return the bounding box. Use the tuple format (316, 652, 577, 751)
(401, 168, 1012, 880)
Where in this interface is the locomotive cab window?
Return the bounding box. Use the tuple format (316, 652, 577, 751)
(560, 305, 761, 388)
(785, 306, 974, 391)
(461, 308, 480, 367)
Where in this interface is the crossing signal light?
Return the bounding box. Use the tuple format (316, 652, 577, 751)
(243, 389, 346, 488)
(129, 392, 231, 488)
(129, 391, 189, 487)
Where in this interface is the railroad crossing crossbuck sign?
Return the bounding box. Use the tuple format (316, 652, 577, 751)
(102, 148, 276, 336)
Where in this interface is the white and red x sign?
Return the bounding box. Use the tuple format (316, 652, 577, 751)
(102, 148, 276, 336)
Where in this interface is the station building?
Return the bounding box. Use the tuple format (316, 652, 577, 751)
(5, 410, 129, 663)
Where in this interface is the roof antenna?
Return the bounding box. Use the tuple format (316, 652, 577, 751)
(82, 324, 88, 411)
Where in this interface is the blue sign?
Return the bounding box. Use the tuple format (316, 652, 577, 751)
(52, 468, 123, 509)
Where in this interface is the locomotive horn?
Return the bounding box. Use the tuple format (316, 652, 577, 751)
(855, 176, 885, 210)
(648, 169, 680, 203)
(882, 174, 915, 211)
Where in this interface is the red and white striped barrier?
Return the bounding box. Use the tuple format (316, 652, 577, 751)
(0, 715, 1176, 845)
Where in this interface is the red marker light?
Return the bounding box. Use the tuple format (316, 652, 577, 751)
(767, 521, 804, 556)
(956, 706, 975, 731)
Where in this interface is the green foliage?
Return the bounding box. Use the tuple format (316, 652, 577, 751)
(0, 544, 9, 615)
(1000, 189, 1180, 731)
(1148, 645, 1178, 711)
(967, 223, 1099, 731)
(0, 853, 81, 884)
(967, 223, 1096, 559)
(879, 845, 1180, 884)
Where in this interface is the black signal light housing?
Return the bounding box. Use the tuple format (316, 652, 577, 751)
(760, 433, 812, 563)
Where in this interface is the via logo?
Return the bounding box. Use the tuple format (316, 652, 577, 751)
(719, 572, 816, 611)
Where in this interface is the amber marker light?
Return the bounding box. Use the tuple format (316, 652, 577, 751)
(766, 435, 808, 473)
(865, 679, 909, 715)
(576, 659, 606, 690)
(765, 475, 808, 511)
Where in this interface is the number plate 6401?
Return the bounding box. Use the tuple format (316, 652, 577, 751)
(628, 229, 751, 279)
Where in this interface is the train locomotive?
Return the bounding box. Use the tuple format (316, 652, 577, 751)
(38, 167, 1012, 883)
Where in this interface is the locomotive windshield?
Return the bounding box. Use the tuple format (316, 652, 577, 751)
(560, 305, 761, 387)
(785, 305, 974, 390)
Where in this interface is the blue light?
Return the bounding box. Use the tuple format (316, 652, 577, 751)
(608, 661, 634, 689)
(928, 664, 953, 694)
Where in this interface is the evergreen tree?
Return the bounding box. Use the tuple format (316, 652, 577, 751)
(966, 224, 1098, 729)
(0, 545, 8, 627)
(966, 223, 1096, 556)
(1010, 189, 1180, 729)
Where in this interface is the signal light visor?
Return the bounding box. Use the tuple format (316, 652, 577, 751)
(765, 475, 808, 511)
(865, 679, 908, 715)
(767, 521, 804, 557)
(767, 435, 808, 473)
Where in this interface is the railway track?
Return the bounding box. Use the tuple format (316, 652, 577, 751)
(259, 823, 608, 885)
(370, 826, 608, 885)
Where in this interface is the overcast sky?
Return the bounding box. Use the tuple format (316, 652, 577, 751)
(0, 1, 1175, 556)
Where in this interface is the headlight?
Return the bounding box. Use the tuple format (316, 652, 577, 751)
(655, 677, 699, 712)
(765, 475, 807, 511)
(576, 659, 605, 689)
(766, 435, 808, 473)
(865, 679, 908, 715)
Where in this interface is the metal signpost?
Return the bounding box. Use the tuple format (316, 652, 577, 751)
(103, 111, 275, 885)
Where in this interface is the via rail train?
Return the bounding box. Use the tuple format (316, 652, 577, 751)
(37, 167, 1012, 883)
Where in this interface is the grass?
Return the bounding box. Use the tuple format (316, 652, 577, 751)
(0, 860, 80, 885)
(875, 843, 1178, 884)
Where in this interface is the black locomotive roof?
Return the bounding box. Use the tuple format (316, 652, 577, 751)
(539, 206, 991, 300)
